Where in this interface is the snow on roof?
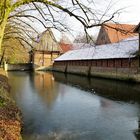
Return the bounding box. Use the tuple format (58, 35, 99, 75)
(59, 43, 95, 53)
(120, 36, 138, 42)
(55, 36, 139, 61)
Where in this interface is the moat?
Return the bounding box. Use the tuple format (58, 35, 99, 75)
(7, 71, 140, 140)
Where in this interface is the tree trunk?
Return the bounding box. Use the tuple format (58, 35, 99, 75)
(0, 8, 11, 49)
(0, 8, 11, 64)
(0, 48, 6, 65)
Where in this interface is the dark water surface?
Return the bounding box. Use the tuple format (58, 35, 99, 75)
(7, 71, 140, 140)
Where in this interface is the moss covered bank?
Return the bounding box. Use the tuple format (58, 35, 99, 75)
(0, 74, 22, 140)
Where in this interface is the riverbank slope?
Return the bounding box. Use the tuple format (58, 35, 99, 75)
(0, 73, 22, 140)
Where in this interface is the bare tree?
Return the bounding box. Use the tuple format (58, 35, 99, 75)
(1, 22, 31, 64)
(74, 33, 96, 44)
(0, 0, 122, 51)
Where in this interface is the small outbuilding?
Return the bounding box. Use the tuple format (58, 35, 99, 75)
(53, 34, 140, 81)
(33, 28, 62, 69)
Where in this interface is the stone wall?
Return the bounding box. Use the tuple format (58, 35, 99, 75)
(53, 65, 66, 73)
(4, 63, 33, 71)
(90, 67, 140, 81)
(67, 65, 89, 76)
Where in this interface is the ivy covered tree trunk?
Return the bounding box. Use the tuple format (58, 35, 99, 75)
(0, 8, 10, 48)
(0, 7, 11, 64)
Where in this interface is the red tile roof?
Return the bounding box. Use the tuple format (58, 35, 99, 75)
(60, 43, 73, 53)
(106, 23, 137, 42)
(96, 23, 138, 45)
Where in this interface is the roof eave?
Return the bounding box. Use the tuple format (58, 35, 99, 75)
(134, 22, 140, 33)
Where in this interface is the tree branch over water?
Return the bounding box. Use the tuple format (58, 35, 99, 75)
(0, 0, 124, 63)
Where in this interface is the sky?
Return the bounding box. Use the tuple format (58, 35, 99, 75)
(59, 0, 140, 41)
(25, 0, 140, 42)
(66, 0, 140, 39)
(113, 0, 140, 24)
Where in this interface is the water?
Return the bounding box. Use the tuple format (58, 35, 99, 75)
(7, 71, 140, 140)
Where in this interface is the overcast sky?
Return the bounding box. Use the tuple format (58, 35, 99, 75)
(69, 0, 140, 36)
(60, 0, 140, 41)
(28, 0, 140, 41)
(114, 0, 140, 24)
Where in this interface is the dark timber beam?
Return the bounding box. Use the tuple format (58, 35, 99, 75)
(134, 23, 140, 67)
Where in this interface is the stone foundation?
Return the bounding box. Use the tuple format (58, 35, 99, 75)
(4, 63, 33, 71)
(67, 65, 89, 76)
(53, 65, 140, 82)
(53, 65, 66, 73)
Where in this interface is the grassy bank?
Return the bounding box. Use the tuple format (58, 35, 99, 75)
(0, 74, 22, 140)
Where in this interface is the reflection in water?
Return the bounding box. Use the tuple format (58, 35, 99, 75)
(31, 72, 59, 108)
(134, 119, 140, 140)
(54, 72, 140, 140)
(53, 72, 140, 102)
(7, 71, 140, 140)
